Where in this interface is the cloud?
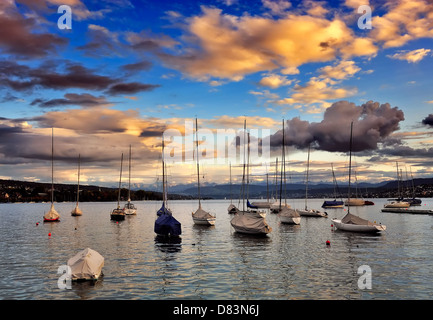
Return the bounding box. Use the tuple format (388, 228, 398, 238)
(258, 73, 293, 89)
(158, 6, 378, 82)
(371, 0, 433, 48)
(269, 100, 405, 152)
(273, 76, 358, 113)
(105, 82, 160, 95)
(262, 0, 291, 16)
(318, 60, 361, 80)
(30, 93, 112, 108)
(422, 114, 433, 127)
(0, 2, 67, 58)
(0, 60, 160, 96)
(387, 48, 431, 63)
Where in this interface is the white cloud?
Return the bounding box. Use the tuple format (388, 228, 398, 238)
(387, 48, 431, 63)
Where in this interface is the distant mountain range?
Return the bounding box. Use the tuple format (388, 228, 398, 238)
(2, 177, 433, 202)
(139, 177, 433, 199)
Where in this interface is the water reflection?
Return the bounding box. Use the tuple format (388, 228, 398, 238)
(154, 236, 182, 253)
(71, 278, 104, 300)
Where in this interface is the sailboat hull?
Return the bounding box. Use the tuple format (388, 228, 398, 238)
(43, 217, 60, 222)
(192, 216, 216, 225)
(110, 209, 125, 221)
(71, 206, 83, 216)
(332, 219, 386, 233)
(279, 215, 301, 225)
(296, 208, 327, 217)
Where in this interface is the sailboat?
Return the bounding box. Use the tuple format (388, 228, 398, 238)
(250, 169, 273, 208)
(227, 162, 238, 214)
(402, 166, 422, 206)
(332, 122, 386, 233)
(71, 154, 83, 216)
(154, 138, 181, 237)
(123, 145, 137, 215)
(277, 119, 301, 225)
(296, 144, 327, 217)
(43, 128, 60, 222)
(230, 120, 272, 235)
(110, 153, 126, 221)
(384, 162, 410, 208)
(321, 163, 344, 208)
(192, 118, 216, 225)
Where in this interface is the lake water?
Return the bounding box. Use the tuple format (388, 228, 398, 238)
(1, 198, 432, 300)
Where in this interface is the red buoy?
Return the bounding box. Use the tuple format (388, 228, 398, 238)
(36, 222, 39, 226)
(326, 240, 331, 246)
(48, 232, 51, 237)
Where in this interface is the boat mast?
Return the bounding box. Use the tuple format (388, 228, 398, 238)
(279, 119, 285, 209)
(51, 127, 54, 204)
(162, 138, 166, 207)
(241, 119, 246, 212)
(117, 153, 123, 209)
(304, 143, 311, 210)
(128, 145, 132, 202)
(229, 162, 232, 205)
(195, 118, 201, 208)
(76, 153, 80, 205)
(396, 161, 400, 200)
(347, 121, 353, 214)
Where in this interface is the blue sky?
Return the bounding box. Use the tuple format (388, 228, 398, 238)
(1, 0, 433, 187)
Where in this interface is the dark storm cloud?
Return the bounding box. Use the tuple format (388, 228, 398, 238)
(421, 114, 433, 127)
(30, 93, 111, 108)
(0, 7, 67, 59)
(105, 82, 160, 95)
(269, 100, 405, 152)
(121, 60, 153, 74)
(0, 60, 160, 96)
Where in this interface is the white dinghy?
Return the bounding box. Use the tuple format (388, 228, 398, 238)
(332, 122, 386, 233)
(67, 248, 104, 281)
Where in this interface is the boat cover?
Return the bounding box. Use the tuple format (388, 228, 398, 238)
(67, 248, 104, 280)
(341, 213, 374, 226)
(71, 204, 82, 215)
(247, 200, 258, 209)
(193, 206, 214, 219)
(44, 203, 60, 220)
(279, 207, 300, 218)
(230, 211, 271, 234)
(157, 203, 172, 216)
(154, 212, 181, 236)
(322, 200, 344, 207)
(227, 204, 238, 213)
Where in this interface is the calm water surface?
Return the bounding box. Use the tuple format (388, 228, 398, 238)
(1, 198, 432, 300)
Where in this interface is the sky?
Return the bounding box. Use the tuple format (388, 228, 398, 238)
(1, 0, 433, 189)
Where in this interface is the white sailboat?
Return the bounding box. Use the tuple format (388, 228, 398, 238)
(296, 144, 327, 218)
(277, 119, 300, 225)
(124, 145, 137, 215)
(43, 128, 60, 222)
(332, 122, 386, 233)
(384, 162, 410, 208)
(192, 118, 216, 225)
(71, 154, 83, 216)
(110, 153, 125, 221)
(230, 120, 272, 235)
